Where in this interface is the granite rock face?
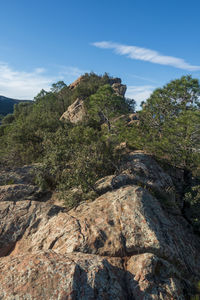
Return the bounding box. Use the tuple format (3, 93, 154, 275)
(0, 252, 127, 300)
(60, 97, 85, 123)
(95, 151, 176, 205)
(111, 82, 127, 97)
(0, 151, 199, 299)
(60, 76, 127, 123)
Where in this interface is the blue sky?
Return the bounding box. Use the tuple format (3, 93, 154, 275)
(0, 0, 199, 108)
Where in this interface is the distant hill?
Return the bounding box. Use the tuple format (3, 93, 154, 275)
(0, 96, 31, 116)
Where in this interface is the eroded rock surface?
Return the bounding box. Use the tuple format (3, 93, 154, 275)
(126, 253, 185, 300)
(0, 151, 199, 299)
(95, 151, 177, 207)
(0, 184, 39, 202)
(111, 82, 127, 97)
(60, 76, 127, 123)
(0, 252, 126, 300)
(60, 97, 85, 123)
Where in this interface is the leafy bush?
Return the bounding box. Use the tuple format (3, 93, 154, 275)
(1, 73, 200, 217)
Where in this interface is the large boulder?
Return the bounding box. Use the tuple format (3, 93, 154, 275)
(10, 186, 199, 277)
(111, 82, 127, 97)
(126, 253, 186, 299)
(68, 75, 85, 90)
(0, 251, 127, 300)
(60, 76, 127, 123)
(0, 151, 199, 299)
(60, 97, 85, 123)
(95, 151, 177, 208)
(0, 184, 39, 202)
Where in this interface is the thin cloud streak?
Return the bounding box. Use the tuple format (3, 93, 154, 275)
(92, 41, 200, 71)
(0, 63, 85, 99)
(130, 74, 160, 84)
(58, 66, 88, 77)
(126, 85, 155, 109)
(0, 63, 54, 99)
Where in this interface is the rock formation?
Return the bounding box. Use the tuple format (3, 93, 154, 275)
(60, 98, 85, 123)
(68, 75, 85, 90)
(60, 76, 127, 123)
(111, 82, 126, 97)
(0, 152, 200, 299)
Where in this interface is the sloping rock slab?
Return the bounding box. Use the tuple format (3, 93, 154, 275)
(5, 186, 200, 282)
(96, 151, 175, 198)
(0, 251, 127, 300)
(126, 253, 186, 300)
(60, 98, 85, 123)
(0, 201, 63, 257)
(0, 184, 39, 202)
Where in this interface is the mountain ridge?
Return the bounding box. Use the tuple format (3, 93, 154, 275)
(0, 95, 31, 116)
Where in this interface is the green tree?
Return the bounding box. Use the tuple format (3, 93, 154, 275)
(138, 76, 200, 170)
(86, 84, 130, 131)
(34, 89, 49, 102)
(50, 81, 66, 93)
(161, 109, 200, 170)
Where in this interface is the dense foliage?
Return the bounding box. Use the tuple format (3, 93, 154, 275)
(0, 96, 31, 116)
(138, 75, 200, 171)
(130, 75, 200, 230)
(0, 73, 199, 223)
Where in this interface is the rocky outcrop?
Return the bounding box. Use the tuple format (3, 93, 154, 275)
(0, 252, 126, 299)
(127, 113, 139, 126)
(0, 151, 199, 299)
(60, 98, 85, 123)
(111, 82, 127, 97)
(60, 76, 127, 123)
(68, 76, 126, 97)
(0, 184, 39, 202)
(68, 75, 85, 90)
(95, 151, 176, 205)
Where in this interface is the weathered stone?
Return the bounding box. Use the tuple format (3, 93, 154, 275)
(108, 77, 122, 85)
(0, 184, 39, 202)
(95, 175, 115, 194)
(95, 151, 177, 209)
(4, 185, 199, 283)
(0, 251, 127, 300)
(126, 253, 186, 300)
(60, 97, 85, 123)
(0, 201, 54, 257)
(0, 150, 200, 298)
(68, 75, 85, 90)
(111, 82, 127, 96)
(127, 113, 140, 126)
(60, 76, 127, 123)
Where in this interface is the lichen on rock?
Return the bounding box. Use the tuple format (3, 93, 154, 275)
(0, 151, 199, 299)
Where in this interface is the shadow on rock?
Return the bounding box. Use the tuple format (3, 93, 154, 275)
(71, 259, 140, 300)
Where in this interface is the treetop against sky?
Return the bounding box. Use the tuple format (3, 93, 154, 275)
(0, 0, 199, 108)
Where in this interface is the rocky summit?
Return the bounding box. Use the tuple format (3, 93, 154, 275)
(0, 151, 200, 299)
(60, 76, 127, 123)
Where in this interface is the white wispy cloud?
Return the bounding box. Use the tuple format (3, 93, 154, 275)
(58, 66, 88, 78)
(0, 62, 55, 99)
(129, 74, 160, 84)
(126, 85, 155, 109)
(0, 63, 85, 99)
(92, 41, 200, 71)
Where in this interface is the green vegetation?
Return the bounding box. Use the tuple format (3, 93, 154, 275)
(0, 73, 199, 223)
(137, 75, 200, 171)
(0, 95, 31, 116)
